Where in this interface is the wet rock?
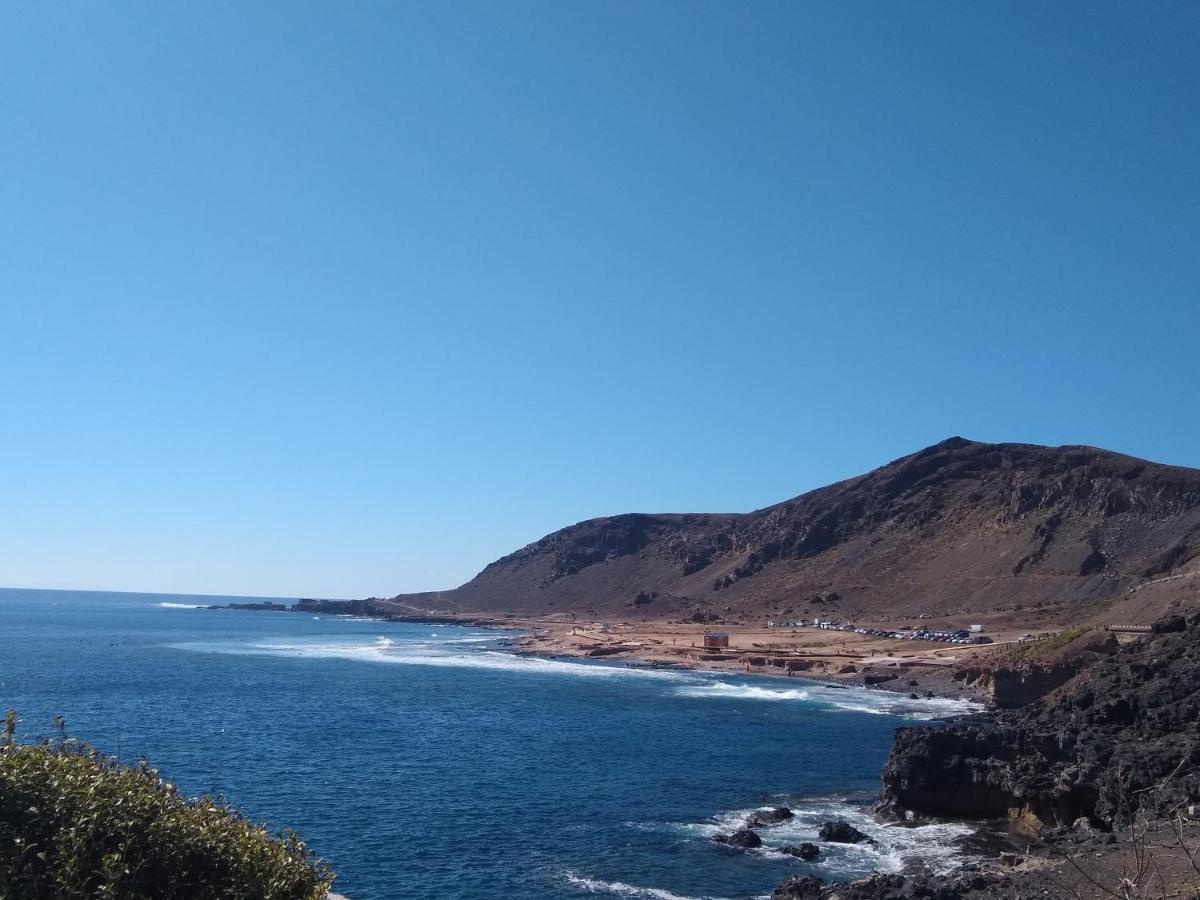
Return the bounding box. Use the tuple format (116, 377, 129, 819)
(780, 842, 821, 860)
(748, 807, 795, 827)
(864, 674, 898, 685)
(714, 828, 762, 849)
(877, 611, 1200, 831)
(818, 820, 871, 844)
(772, 875, 825, 900)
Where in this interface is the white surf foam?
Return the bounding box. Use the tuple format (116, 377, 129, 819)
(805, 685, 984, 721)
(564, 871, 740, 900)
(672, 679, 980, 719)
(673, 682, 811, 702)
(157, 602, 206, 609)
(673, 798, 977, 877)
(173, 637, 694, 682)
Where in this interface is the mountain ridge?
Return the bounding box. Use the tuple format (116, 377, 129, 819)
(392, 437, 1200, 625)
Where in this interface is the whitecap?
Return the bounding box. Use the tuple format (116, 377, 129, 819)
(671, 798, 977, 877)
(803, 685, 984, 721)
(156, 602, 205, 609)
(673, 682, 811, 702)
(563, 871, 739, 900)
(170, 638, 694, 682)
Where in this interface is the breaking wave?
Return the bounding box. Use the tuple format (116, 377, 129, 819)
(173, 633, 981, 722)
(563, 871, 743, 900)
(172, 636, 693, 682)
(673, 678, 981, 720)
(156, 602, 206, 609)
(802, 684, 984, 721)
(674, 683, 811, 702)
(673, 798, 977, 878)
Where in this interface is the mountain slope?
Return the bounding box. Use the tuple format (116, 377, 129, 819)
(395, 438, 1200, 624)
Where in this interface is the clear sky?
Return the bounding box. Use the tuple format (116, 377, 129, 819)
(2, 2, 1197, 599)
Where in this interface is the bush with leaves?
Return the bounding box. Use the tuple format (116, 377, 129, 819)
(0, 710, 333, 899)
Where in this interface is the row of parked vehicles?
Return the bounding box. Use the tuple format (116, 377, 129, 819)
(783, 620, 992, 645)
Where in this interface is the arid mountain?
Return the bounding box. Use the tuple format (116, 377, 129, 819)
(394, 438, 1200, 625)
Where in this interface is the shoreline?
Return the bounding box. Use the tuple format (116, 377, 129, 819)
(274, 601, 999, 705)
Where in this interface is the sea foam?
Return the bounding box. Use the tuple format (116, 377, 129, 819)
(563, 871, 744, 900)
(173, 636, 693, 682)
(673, 682, 811, 702)
(673, 798, 977, 877)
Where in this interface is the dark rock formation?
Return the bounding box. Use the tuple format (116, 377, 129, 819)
(779, 842, 821, 860)
(713, 828, 762, 849)
(773, 875, 826, 899)
(877, 611, 1200, 830)
(747, 807, 795, 827)
(989, 663, 1084, 708)
(818, 821, 872, 844)
(773, 871, 996, 900)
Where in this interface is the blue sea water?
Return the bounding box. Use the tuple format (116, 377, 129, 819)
(0, 588, 983, 900)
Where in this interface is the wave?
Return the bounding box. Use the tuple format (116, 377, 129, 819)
(674, 683, 811, 702)
(171, 635, 980, 722)
(156, 602, 206, 609)
(803, 685, 984, 721)
(563, 871, 742, 900)
(172, 637, 693, 682)
(671, 798, 977, 878)
(671, 679, 980, 720)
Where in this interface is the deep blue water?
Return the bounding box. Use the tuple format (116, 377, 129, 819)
(0, 588, 982, 900)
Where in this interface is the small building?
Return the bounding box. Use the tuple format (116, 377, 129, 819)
(703, 630, 730, 649)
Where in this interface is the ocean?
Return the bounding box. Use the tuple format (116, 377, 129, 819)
(0, 588, 983, 899)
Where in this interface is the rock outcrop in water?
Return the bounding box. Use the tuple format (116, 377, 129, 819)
(388, 438, 1200, 626)
(748, 807, 795, 827)
(818, 820, 873, 844)
(876, 610, 1200, 830)
(713, 828, 762, 849)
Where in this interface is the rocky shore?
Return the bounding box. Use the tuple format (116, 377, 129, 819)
(770, 610, 1200, 900)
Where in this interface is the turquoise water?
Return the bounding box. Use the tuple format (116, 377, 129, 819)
(0, 588, 981, 899)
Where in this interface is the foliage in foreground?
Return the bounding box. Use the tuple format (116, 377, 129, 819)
(0, 712, 333, 900)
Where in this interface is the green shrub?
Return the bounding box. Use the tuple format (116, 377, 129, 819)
(0, 713, 333, 899)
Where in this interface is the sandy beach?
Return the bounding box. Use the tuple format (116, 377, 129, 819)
(364, 605, 1034, 702)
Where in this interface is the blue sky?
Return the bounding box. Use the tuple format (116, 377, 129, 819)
(2, 2, 1197, 598)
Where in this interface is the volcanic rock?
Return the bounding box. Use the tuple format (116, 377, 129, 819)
(818, 820, 871, 843)
(780, 842, 821, 860)
(877, 611, 1200, 830)
(714, 828, 762, 849)
(748, 807, 795, 827)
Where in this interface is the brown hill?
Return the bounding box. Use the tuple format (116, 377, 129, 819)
(395, 438, 1200, 625)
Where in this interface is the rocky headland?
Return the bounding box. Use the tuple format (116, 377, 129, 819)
(769, 610, 1200, 900)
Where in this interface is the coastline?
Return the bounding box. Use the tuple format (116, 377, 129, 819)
(269, 600, 999, 705)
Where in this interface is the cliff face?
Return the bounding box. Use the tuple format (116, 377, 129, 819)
(877, 612, 1200, 830)
(396, 437, 1200, 623)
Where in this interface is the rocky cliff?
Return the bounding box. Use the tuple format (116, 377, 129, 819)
(876, 612, 1200, 831)
(394, 438, 1200, 624)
